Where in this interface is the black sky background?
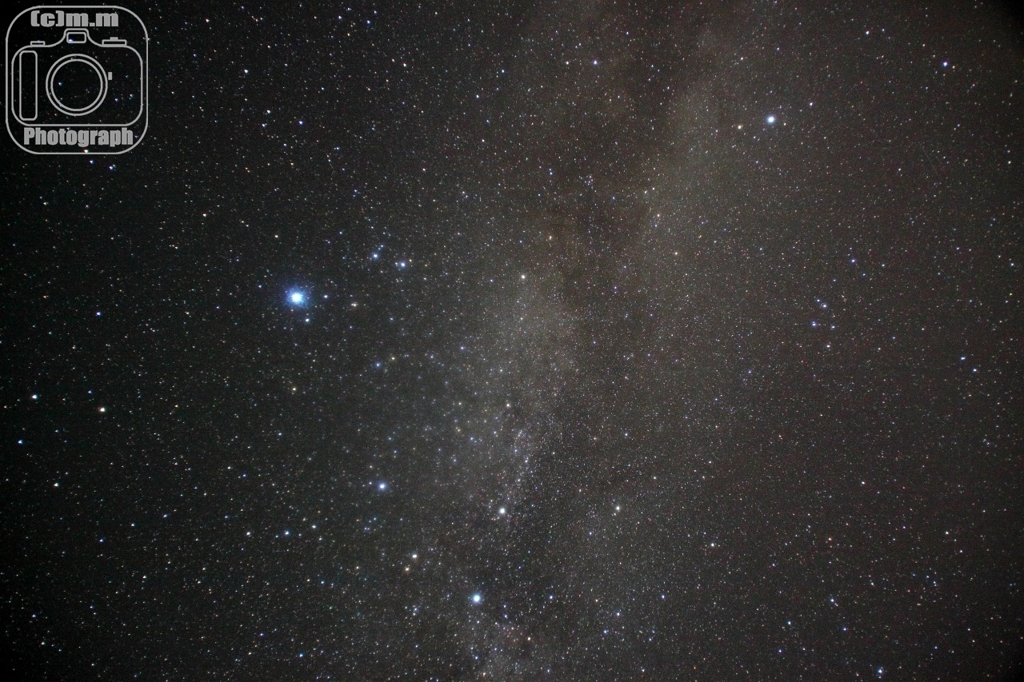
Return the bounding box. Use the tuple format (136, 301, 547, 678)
(2, 1, 1024, 679)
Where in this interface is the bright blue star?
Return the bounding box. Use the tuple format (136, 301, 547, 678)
(766, 115, 776, 124)
(471, 593, 482, 604)
(287, 290, 306, 306)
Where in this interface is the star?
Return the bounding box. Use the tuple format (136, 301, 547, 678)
(766, 114, 776, 124)
(287, 290, 306, 306)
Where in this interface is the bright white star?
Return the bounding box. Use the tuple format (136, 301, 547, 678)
(287, 290, 309, 306)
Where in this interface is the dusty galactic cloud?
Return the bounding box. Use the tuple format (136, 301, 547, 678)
(2, 0, 1023, 680)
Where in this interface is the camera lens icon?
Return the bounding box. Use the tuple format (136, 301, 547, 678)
(45, 53, 108, 116)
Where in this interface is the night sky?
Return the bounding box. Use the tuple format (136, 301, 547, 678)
(3, 1, 1024, 679)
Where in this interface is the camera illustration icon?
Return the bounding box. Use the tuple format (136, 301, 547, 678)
(6, 6, 147, 154)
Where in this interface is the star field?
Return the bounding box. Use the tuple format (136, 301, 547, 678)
(2, 1, 1023, 680)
